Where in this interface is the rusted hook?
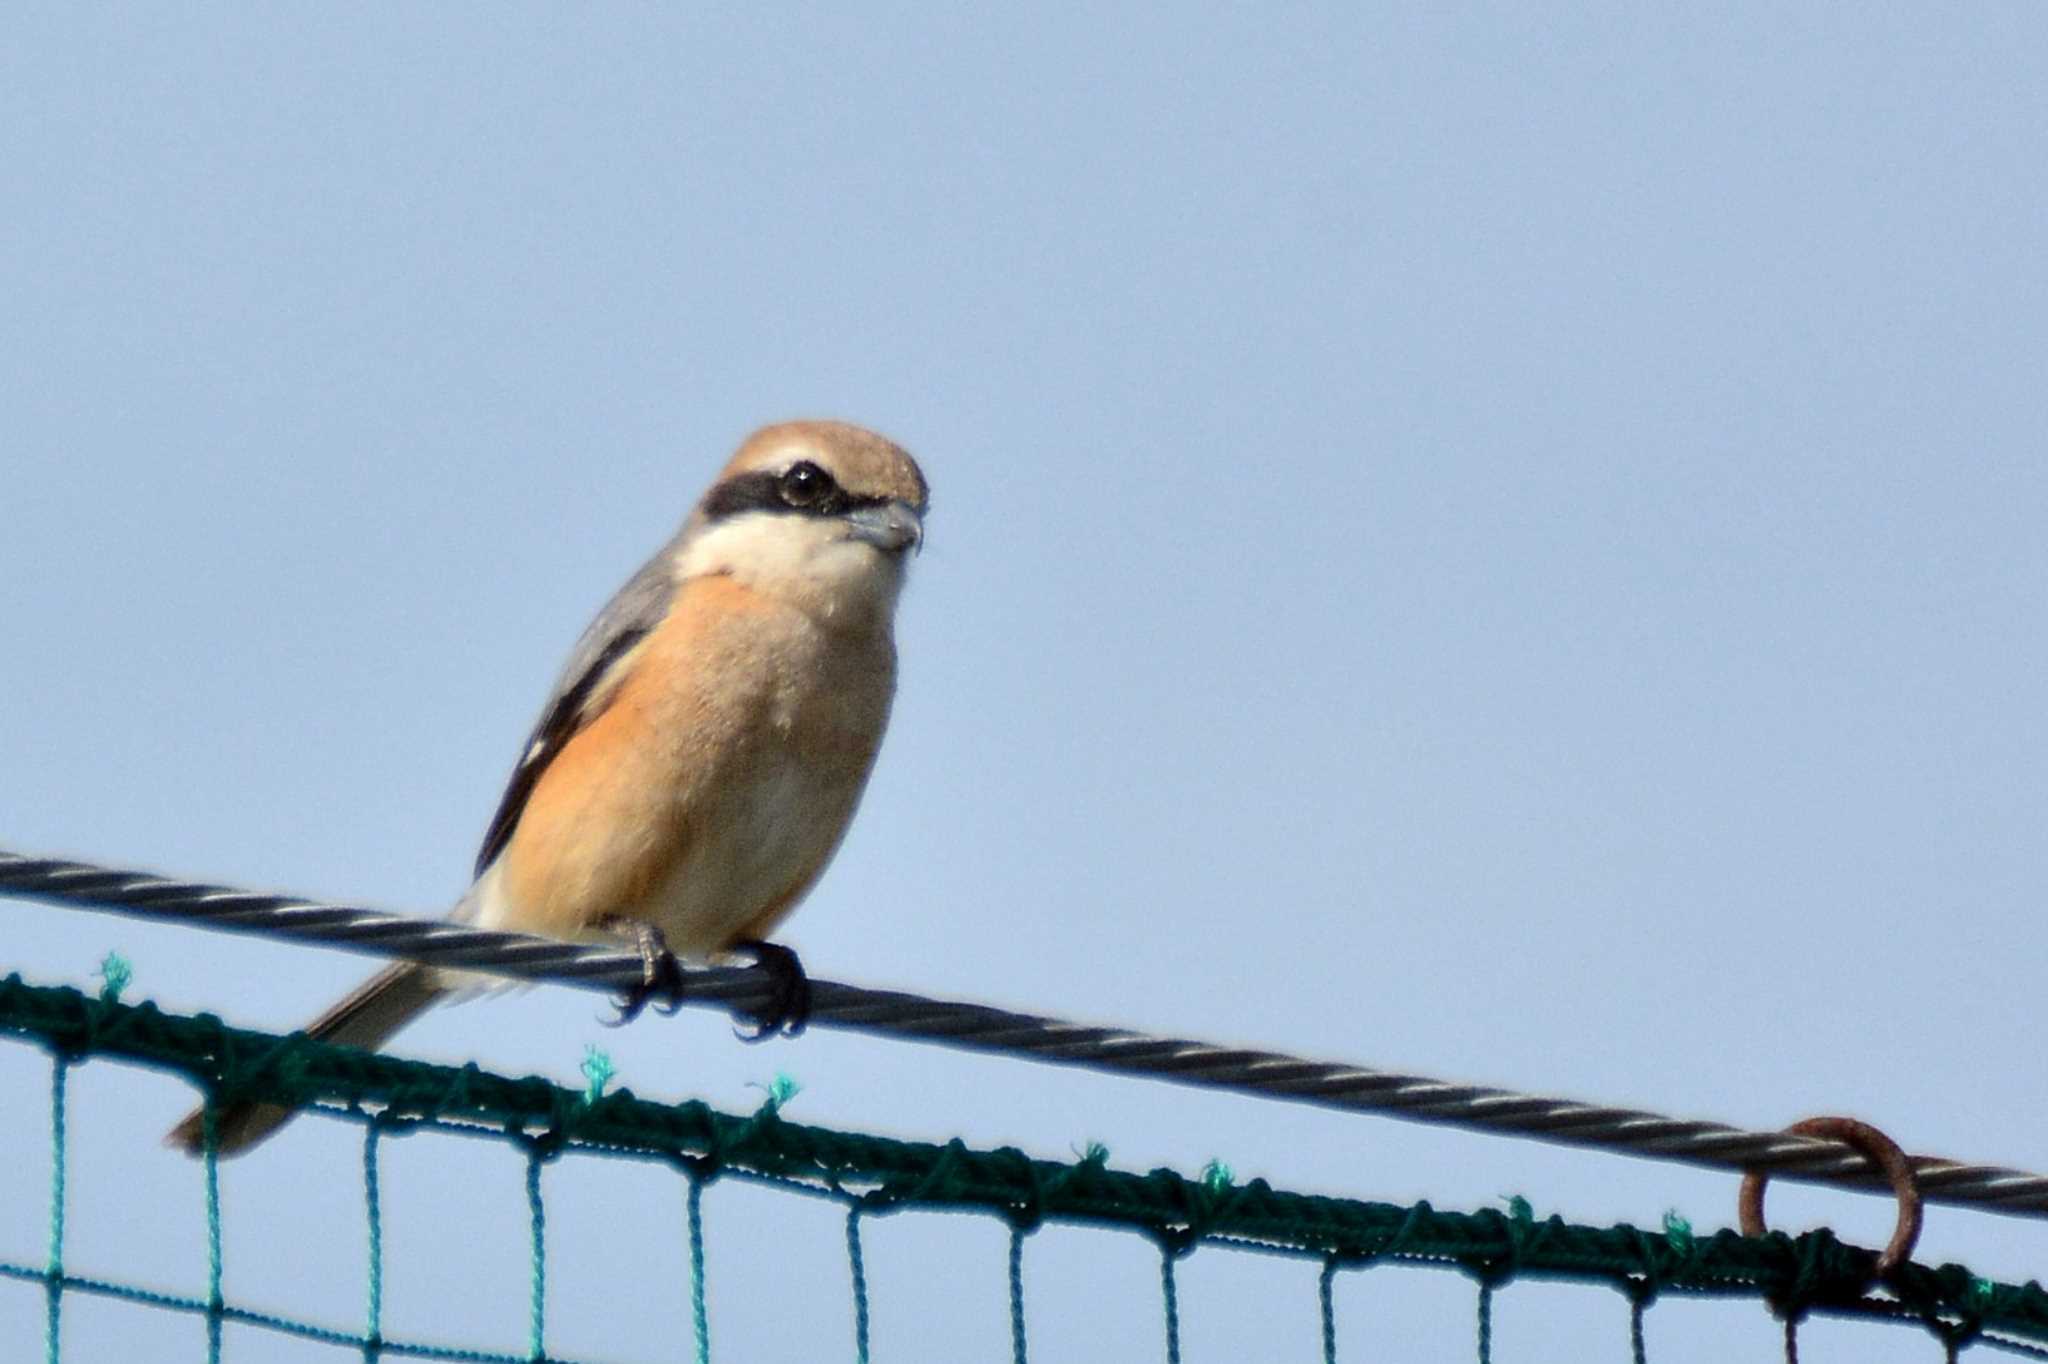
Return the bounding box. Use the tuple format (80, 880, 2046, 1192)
(1739, 1115, 1923, 1277)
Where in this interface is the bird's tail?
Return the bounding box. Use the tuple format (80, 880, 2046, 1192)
(166, 960, 448, 1158)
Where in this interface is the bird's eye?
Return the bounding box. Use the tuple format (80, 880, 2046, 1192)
(779, 461, 833, 508)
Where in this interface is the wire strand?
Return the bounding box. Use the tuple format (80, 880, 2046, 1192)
(6, 847, 2046, 1220)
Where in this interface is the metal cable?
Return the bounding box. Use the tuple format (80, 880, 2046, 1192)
(6, 848, 2045, 1220)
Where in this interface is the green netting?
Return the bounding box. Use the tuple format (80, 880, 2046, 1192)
(4, 969, 2047, 1362)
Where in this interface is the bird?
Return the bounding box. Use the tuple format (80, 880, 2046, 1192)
(169, 419, 929, 1156)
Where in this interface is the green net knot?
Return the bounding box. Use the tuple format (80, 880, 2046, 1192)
(1505, 1194, 1534, 1225)
(95, 951, 131, 1003)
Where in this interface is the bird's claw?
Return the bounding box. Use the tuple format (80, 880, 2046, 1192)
(731, 939, 810, 1041)
(603, 922, 688, 1027)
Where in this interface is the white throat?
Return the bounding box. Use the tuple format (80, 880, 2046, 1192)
(673, 511, 908, 626)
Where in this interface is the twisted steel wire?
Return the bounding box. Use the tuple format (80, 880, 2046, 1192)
(6, 848, 2045, 1220)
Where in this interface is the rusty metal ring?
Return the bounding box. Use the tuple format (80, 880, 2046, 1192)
(1739, 1116, 1923, 1277)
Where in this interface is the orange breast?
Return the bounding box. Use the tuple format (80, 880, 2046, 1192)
(496, 574, 894, 951)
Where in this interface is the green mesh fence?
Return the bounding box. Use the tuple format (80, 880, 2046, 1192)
(4, 968, 2047, 1363)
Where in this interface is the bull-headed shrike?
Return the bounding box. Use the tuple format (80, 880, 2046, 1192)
(171, 419, 928, 1155)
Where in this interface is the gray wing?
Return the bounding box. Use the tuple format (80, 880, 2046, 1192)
(472, 534, 685, 877)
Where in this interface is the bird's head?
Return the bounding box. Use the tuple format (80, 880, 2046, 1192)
(675, 420, 929, 625)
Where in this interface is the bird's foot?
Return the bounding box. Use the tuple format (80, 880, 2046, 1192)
(602, 920, 688, 1027)
(730, 939, 810, 1041)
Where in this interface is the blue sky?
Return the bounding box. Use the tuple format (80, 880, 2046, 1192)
(4, 6, 2045, 1360)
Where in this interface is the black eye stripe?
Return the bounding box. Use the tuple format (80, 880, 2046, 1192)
(698, 470, 893, 522)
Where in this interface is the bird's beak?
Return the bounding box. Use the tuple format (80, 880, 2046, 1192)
(845, 500, 925, 555)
